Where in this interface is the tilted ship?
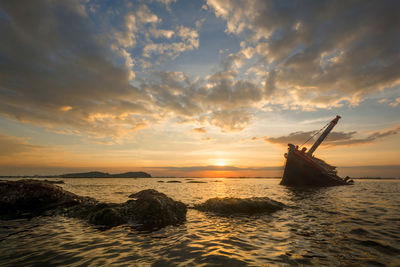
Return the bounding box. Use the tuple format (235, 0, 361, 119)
(281, 115, 354, 187)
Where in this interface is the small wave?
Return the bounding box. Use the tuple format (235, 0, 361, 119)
(364, 260, 386, 267)
(358, 239, 400, 256)
(194, 197, 285, 215)
(166, 181, 181, 183)
(197, 254, 250, 266)
(349, 227, 369, 235)
(186, 181, 207, 184)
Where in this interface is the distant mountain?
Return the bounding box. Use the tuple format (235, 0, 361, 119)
(60, 171, 110, 178)
(111, 172, 151, 178)
(60, 171, 151, 178)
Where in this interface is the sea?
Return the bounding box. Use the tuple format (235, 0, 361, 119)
(0, 178, 399, 266)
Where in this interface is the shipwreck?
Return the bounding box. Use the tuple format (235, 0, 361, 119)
(281, 115, 354, 187)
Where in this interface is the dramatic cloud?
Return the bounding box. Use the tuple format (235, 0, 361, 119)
(141, 71, 259, 132)
(207, 0, 400, 108)
(264, 125, 400, 147)
(0, 0, 152, 139)
(205, 73, 263, 109)
(0, 1, 227, 138)
(209, 109, 253, 132)
(142, 25, 200, 59)
(328, 126, 400, 146)
(1, 0, 399, 141)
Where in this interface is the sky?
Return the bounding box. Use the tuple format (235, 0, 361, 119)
(0, 0, 399, 177)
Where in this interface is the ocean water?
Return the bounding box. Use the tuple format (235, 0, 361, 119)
(0, 178, 399, 266)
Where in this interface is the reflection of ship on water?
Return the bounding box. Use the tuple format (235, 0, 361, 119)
(281, 115, 354, 187)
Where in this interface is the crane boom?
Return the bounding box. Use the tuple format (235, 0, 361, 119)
(307, 115, 341, 156)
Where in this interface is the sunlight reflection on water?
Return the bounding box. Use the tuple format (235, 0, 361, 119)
(1, 178, 399, 266)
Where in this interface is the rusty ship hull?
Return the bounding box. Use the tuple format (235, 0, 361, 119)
(281, 144, 352, 187)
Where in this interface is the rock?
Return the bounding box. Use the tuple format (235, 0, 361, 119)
(194, 197, 285, 215)
(166, 180, 181, 183)
(0, 180, 186, 229)
(186, 180, 207, 183)
(126, 189, 187, 228)
(0, 179, 81, 218)
(88, 205, 126, 227)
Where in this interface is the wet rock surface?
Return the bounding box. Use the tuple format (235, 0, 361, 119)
(194, 197, 285, 215)
(126, 189, 187, 228)
(0, 179, 82, 218)
(87, 205, 126, 227)
(0, 180, 187, 229)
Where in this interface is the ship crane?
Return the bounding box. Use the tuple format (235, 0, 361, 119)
(306, 115, 341, 156)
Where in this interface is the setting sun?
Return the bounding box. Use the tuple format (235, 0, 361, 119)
(215, 159, 227, 166)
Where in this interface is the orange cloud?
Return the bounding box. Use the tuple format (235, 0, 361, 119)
(60, 106, 72, 112)
(131, 122, 148, 131)
(192, 127, 207, 133)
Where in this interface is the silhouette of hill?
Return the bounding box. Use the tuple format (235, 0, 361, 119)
(60, 171, 151, 178)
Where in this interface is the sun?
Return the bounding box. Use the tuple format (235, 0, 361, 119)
(215, 159, 226, 166)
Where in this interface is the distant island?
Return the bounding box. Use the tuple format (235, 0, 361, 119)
(60, 171, 151, 178)
(0, 171, 151, 179)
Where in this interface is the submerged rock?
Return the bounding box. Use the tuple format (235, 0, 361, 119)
(126, 189, 187, 228)
(0, 180, 186, 229)
(194, 197, 285, 215)
(88, 205, 126, 227)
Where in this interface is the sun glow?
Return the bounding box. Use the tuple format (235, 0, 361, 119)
(215, 159, 226, 166)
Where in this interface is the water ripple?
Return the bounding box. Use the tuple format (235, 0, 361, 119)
(0, 178, 399, 266)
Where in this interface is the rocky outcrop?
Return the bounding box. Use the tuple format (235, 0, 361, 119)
(0, 180, 186, 229)
(125, 189, 187, 228)
(194, 197, 285, 215)
(0, 179, 83, 218)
